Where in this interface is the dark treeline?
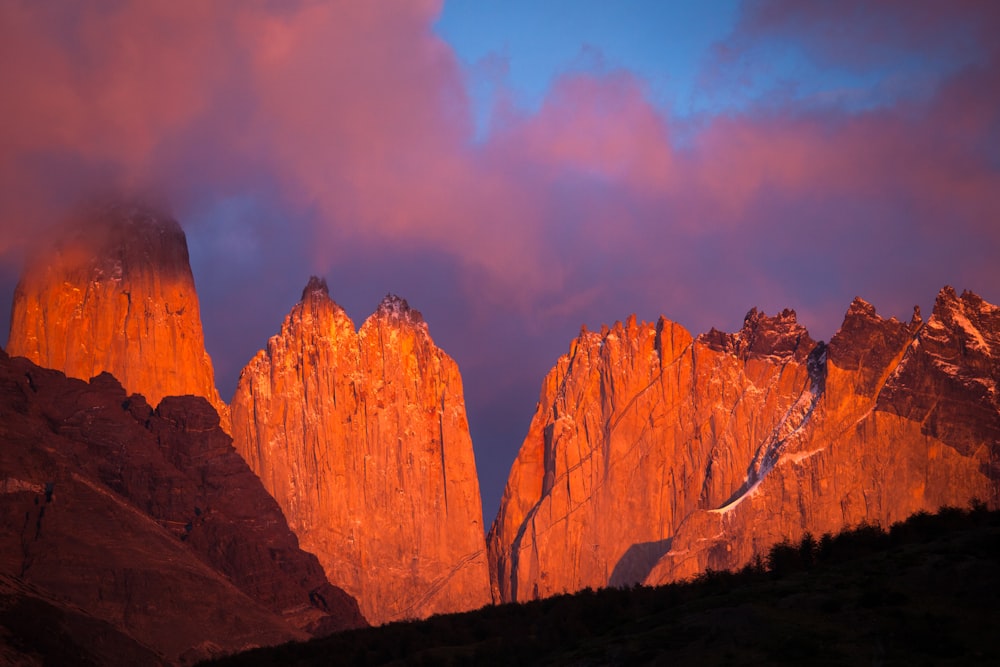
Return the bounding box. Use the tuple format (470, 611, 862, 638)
(206, 503, 1000, 666)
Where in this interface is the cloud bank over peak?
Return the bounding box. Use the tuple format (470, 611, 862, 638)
(1, 0, 998, 516)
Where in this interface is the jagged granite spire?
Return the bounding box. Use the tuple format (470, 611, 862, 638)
(231, 279, 491, 624)
(301, 275, 331, 301)
(490, 289, 998, 602)
(697, 307, 814, 362)
(371, 293, 427, 330)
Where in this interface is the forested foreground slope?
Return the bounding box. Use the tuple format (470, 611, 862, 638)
(207, 504, 1000, 667)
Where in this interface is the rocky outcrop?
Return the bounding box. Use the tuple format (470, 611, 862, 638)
(0, 349, 365, 665)
(230, 278, 491, 624)
(6, 202, 228, 427)
(489, 288, 998, 601)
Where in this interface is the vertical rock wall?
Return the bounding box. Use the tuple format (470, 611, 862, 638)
(231, 278, 491, 624)
(6, 203, 227, 425)
(490, 289, 999, 601)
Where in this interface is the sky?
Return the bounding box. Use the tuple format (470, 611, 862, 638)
(1, 0, 998, 520)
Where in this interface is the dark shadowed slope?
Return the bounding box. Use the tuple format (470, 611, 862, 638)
(205, 505, 1000, 666)
(0, 349, 364, 665)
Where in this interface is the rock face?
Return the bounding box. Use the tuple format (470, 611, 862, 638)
(0, 349, 365, 665)
(230, 278, 491, 624)
(489, 288, 999, 602)
(6, 202, 227, 425)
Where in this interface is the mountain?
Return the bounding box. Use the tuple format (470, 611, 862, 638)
(230, 278, 491, 624)
(5, 207, 491, 626)
(0, 348, 365, 664)
(7, 201, 997, 632)
(489, 287, 999, 601)
(6, 202, 228, 426)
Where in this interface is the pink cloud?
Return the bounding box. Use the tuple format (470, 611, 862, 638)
(491, 72, 675, 194)
(1, 0, 999, 517)
(4, 0, 995, 319)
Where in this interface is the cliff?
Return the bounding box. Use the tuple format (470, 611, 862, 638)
(230, 278, 492, 624)
(6, 202, 228, 427)
(489, 288, 998, 601)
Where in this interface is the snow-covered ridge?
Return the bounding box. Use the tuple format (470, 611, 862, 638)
(920, 287, 998, 360)
(949, 307, 991, 354)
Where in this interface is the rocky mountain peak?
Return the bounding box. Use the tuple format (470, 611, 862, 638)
(697, 306, 814, 362)
(285, 277, 353, 341)
(825, 296, 918, 394)
(958, 289, 994, 315)
(373, 293, 425, 327)
(7, 203, 227, 424)
(927, 285, 999, 329)
(301, 275, 331, 301)
(844, 296, 877, 320)
(23, 202, 185, 287)
(935, 285, 960, 309)
(491, 287, 999, 604)
(923, 287, 999, 358)
(231, 290, 491, 624)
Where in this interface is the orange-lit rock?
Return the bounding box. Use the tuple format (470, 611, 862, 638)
(489, 288, 998, 601)
(231, 278, 491, 624)
(6, 202, 228, 427)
